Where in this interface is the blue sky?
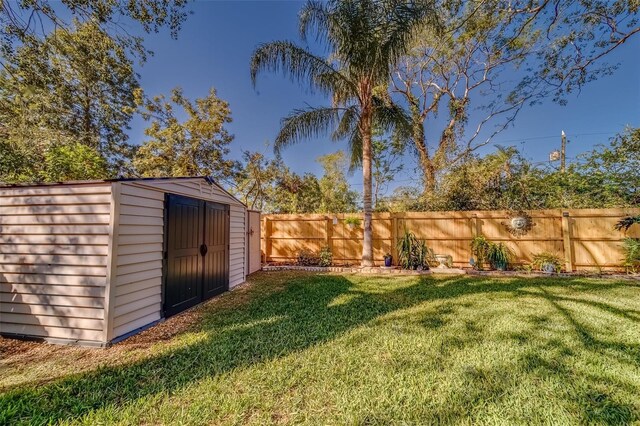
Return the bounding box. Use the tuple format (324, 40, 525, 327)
(128, 1, 640, 192)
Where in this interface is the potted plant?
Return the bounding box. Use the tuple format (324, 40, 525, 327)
(344, 217, 361, 230)
(487, 242, 513, 271)
(531, 252, 563, 274)
(383, 253, 393, 267)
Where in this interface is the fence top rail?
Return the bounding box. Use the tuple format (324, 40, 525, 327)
(263, 208, 640, 221)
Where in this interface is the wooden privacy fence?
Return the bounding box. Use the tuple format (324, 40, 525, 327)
(261, 208, 640, 271)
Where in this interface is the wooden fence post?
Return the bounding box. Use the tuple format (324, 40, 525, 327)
(561, 211, 574, 272)
(263, 216, 272, 263)
(325, 217, 333, 253)
(391, 213, 398, 265)
(471, 214, 480, 237)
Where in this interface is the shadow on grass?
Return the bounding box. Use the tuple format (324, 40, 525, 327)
(0, 273, 638, 424)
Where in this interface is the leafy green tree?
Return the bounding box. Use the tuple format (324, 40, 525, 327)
(0, 1, 189, 183)
(371, 128, 404, 210)
(317, 151, 359, 213)
(526, 127, 640, 209)
(575, 127, 640, 206)
(0, 140, 38, 183)
(0, 22, 140, 175)
(382, 185, 425, 213)
(234, 149, 282, 211)
(134, 87, 240, 181)
(269, 170, 323, 214)
(251, 0, 435, 266)
(43, 143, 108, 182)
(406, 128, 640, 211)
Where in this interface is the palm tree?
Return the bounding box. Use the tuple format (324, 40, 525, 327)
(251, 0, 435, 266)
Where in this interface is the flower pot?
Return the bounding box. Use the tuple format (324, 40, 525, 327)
(384, 257, 392, 267)
(493, 261, 508, 271)
(434, 254, 451, 269)
(347, 223, 356, 230)
(542, 262, 556, 274)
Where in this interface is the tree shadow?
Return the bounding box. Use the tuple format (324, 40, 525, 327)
(0, 273, 638, 424)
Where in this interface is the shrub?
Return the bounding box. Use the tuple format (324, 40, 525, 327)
(621, 238, 640, 273)
(297, 249, 320, 266)
(344, 217, 361, 227)
(470, 235, 491, 269)
(397, 230, 432, 270)
(531, 252, 563, 273)
(318, 246, 333, 267)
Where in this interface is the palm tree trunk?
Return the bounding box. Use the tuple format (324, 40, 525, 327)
(361, 100, 374, 267)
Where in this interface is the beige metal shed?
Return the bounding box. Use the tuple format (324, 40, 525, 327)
(0, 177, 261, 347)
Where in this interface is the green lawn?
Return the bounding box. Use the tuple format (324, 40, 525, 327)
(1, 272, 640, 425)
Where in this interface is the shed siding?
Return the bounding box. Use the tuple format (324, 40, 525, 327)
(0, 184, 111, 344)
(111, 179, 246, 340)
(111, 184, 164, 338)
(229, 204, 246, 287)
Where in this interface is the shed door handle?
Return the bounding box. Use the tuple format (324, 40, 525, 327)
(200, 244, 208, 256)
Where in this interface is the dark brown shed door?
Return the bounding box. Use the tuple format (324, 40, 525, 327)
(203, 202, 229, 299)
(164, 195, 229, 318)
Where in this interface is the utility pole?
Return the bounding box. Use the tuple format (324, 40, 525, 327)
(560, 130, 567, 172)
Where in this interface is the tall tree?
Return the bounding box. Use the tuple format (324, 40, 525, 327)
(234, 149, 282, 211)
(251, 0, 435, 266)
(371, 128, 404, 210)
(0, 1, 189, 182)
(134, 87, 240, 181)
(0, 22, 139, 180)
(0, 0, 188, 61)
(317, 151, 360, 213)
(394, 0, 640, 196)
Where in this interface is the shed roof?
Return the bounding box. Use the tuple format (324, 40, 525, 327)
(0, 176, 246, 207)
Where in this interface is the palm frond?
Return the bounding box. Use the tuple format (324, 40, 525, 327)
(250, 41, 352, 95)
(274, 106, 342, 153)
(347, 129, 363, 171)
(373, 99, 412, 141)
(299, 0, 331, 46)
(377, 0, 441, 82)
(331, 105, 359, 141)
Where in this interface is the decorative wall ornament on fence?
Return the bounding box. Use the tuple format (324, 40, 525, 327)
(503, 210, 534, 237)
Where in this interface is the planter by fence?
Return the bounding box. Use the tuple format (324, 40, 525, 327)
(261, 208, 640, 271)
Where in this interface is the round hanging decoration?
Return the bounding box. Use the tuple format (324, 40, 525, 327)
(502, 210, 534, 237)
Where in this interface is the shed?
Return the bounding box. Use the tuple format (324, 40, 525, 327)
(0, 177, 261, 347)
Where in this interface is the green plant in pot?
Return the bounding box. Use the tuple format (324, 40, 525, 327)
(383, 253, 393, 267)
(531, 252, 563, 273)
(344, 217, 361, 230)
(397, 230, 431, 270)
(487, 242, 513, 271)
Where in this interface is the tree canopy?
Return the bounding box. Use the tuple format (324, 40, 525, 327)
(134, 88, 240, 181)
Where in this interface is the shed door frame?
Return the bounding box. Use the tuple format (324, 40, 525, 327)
(162, 194, 230, 318)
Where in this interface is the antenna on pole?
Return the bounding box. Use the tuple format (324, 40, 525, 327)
(561, 130, 567, 172)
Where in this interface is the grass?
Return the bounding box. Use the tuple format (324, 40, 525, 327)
(1, 271, 640, 425)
